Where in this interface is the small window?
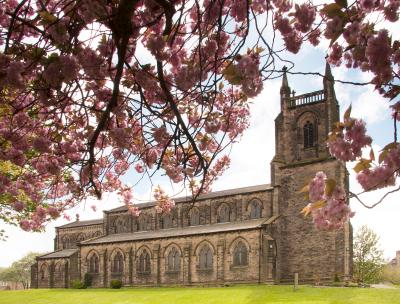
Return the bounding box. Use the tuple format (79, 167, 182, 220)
(40, 265, 47, 280)
(189, 208, 200, 226)
(54, 263, 63, 279)
(138, 215, 149, 231)
(303, 121, 314, 148)
(62, 236, 70, 249)
(218, 204, 230, 223)
(89, 254, 99, 273)
(167, 247, 180, 272)
(138, 251, 151, 273)
(233, 241, 248, 266)
(199, 245, 213, 269)
(250, 200, 262, 219)
(114, 218, 127, 234)
(162, 214, 172, 229)
(112, 252, 124, 273)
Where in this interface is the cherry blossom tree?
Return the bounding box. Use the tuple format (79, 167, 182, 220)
(0, 0, 399, 233)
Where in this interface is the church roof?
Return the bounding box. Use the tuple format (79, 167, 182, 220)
(57, 219, 103, 229)
(108, 183, 272, 213)
(37, 248, 78, 260)
(81, 216, 279, 246)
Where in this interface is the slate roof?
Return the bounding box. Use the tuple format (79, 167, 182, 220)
(37, 248, 78, 260)
(81, 215, 279, 246)
(57, 219, 103, 229)
(108, 184, 272, 213)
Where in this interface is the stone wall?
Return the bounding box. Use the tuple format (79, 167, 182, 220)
(105, 191, 273, 235)
(57, 224, 103, 250)
(79, 229, 275, 287)
(274, 159, 352, 283)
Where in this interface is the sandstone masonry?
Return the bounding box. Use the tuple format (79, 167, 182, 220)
(31, 64, 353, 288)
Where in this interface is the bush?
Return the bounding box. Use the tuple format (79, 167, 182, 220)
(71, 279, 86, 289)
(84, 273, 93, 287)
(334, 273, 340, 282)
(383, 265, 400, 284)
(110, 279, 122, 289)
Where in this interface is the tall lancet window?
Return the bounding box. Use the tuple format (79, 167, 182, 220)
(303, 121, 314, 148)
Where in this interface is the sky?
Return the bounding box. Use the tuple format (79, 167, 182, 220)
(1, 26, 399, 268)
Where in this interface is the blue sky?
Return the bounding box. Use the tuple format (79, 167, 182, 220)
(1, 25, 399, 267)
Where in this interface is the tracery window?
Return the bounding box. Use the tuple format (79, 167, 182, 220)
(62, 236, 70, 249)
(162, 214, 172, 229)
(218, 204, 230, 223)
(167, 247, 180, 272)
(114, 217, 127, 234)
(303, 121, 314, 148)
(233, 241, 248, 266)
(249, 200, 262, 219)
(89, 254, 99, 273)
(112, 252, 124, 273)
(138, 250, 151, 273)
(189, 208, 200, 226)
(40, 265, 47, 280)
(199, 245, 213, 269)
(54, 263, 63, 279)
(138, 215, 149, 231)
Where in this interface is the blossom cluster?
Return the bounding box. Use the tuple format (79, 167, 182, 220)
(304, 172, 354, 230)
(153, 186, 176, 214)
(327, 118, 372, 162)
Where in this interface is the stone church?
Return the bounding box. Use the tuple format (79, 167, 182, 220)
(31, 64, 353, 288)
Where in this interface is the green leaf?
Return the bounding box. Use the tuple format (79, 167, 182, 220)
(343, 104, 352, 119)
(321, 3, 344, 18)
(299, 184, 309, 193)
(38, 11, 57, 23)
(222, 64, 243, 85)
(353, 159, 372, 173)
(335, 0, 348, 9)
(325, 179, 337, 197)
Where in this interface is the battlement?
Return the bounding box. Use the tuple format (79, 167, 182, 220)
(287, 90, 325, 108)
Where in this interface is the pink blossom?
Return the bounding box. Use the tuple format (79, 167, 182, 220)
(12, 201, 25, 212)
(135, 163, 145, 173)
(294, 4, 316, 33)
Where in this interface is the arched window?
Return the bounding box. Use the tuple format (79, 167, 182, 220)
(249, 200, 262, 219)
(40, 264, 47, 280)
(114, 217, 127, 234)
(138, 215, 149, 231)
(89, 254, 99, 273)
(233, 241, 248, 266)
(112, 252, 124, 273)
(54, 263, 63, 280)
(162, 214, 172, 229)
(218, 204, 230, 223)
(303, 121, 314, 148)
(167, 247, 180, 272)
(199, 245, 213, 269)
(62, 236, 70, 249)
(76, 233, 85, 243)
(189, 208, 200, 226)
(138, 250, 151, 273)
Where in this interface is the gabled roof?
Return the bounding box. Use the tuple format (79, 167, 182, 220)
(81, 216, 279, 246)
(57, 219, 103, 229)
(108, 184, 272, 213)
(37, 248, 78, 260)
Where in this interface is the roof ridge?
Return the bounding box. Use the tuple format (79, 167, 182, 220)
(108, 183, 272, 213)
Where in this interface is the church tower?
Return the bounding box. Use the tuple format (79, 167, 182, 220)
(271, 64, 352, 283)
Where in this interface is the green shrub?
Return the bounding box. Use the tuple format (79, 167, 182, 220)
(84, 273, 93, 287)
(334, 273, 340, 282)
(71, 279, 86, 289)
(110, 279, 122, 289)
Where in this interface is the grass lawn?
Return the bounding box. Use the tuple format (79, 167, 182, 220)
(0, 285, 399, 304)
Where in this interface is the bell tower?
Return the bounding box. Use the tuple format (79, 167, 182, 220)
(270, 63, 352, 283)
